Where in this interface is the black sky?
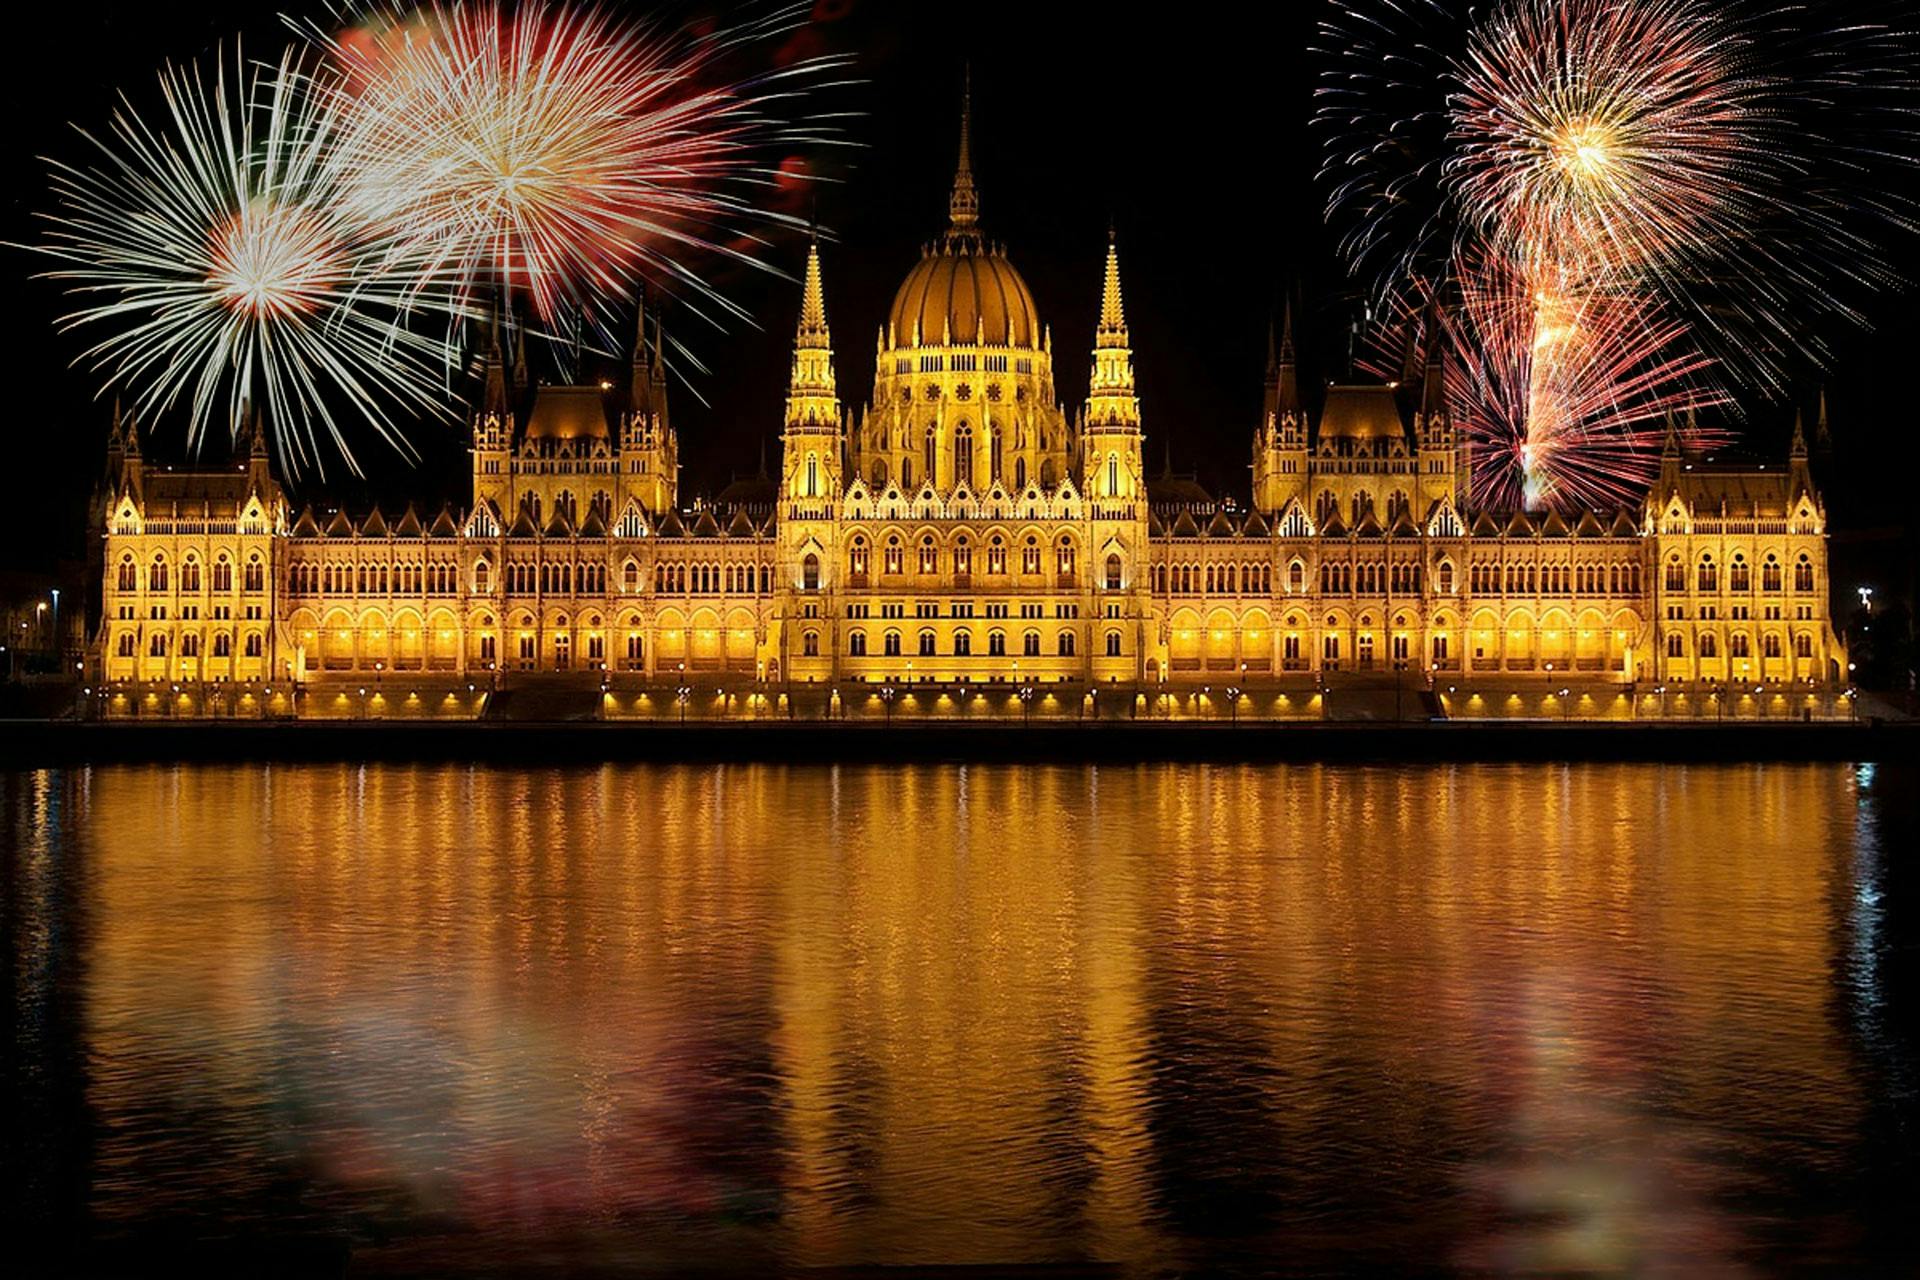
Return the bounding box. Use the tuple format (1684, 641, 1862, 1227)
(3, 1, 1917, 580)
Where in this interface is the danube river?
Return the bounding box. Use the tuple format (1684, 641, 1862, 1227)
(5, 761, 1916, 1275)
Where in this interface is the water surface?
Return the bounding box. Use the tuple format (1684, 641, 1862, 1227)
(5, 761, 1916, 1275)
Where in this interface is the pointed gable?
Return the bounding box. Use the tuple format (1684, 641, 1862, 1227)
(292, 505, 322, 537)
(464, 501, 501, 539)
(429, 506, 460, 538)
(325, 510, 356, 538)
(393, 504, 424, 538)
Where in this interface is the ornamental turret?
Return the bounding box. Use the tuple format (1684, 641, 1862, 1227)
(1252, 300, 1308, 514)
(618, 291, 678, 515)
(1084, 230, 1142, 505)
(782, 237, 842, 506)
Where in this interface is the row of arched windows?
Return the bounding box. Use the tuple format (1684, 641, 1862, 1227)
(1153, 563, 1276, 595)
(118, 553, 264, 594)
(120, 630, 265, 660)
(654, 563, 773, 595)
(1666, 631, 1814, 659)
(845, 628, 1084, 658)
(1666, 553, 1814, 594)
(1468, 562, 1645, 596)
(845, 532, 1080, 586)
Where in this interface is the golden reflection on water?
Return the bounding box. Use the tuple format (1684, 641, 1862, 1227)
(8, 762, 1893, 1273)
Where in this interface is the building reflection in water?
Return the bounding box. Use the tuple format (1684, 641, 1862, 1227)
(3, 761, 1911, 1274)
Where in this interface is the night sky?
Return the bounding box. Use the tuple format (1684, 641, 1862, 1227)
(4, 1, 1917, 597)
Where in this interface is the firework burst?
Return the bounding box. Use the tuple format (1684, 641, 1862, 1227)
(309, 0, 848, 327)
(29, 48, 463, 476)
(1319, 0, 1919, 510)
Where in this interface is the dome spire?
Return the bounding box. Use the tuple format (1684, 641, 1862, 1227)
(946, 67, 980, 239)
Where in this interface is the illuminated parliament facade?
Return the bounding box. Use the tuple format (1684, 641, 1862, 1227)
(87, 115, 1852, 721)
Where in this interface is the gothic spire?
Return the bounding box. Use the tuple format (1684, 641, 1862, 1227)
(797, 231, 830, 345)
(1420, 306, 1449, 421)
(1273, 297, 1301, 419)
(946, 67, 980, 239)
(1096, 225, 1126, 343)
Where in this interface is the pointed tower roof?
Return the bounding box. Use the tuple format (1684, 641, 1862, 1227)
(947, 65, 979, 236)
(1095, 226, 1127, 348)
(1272, 298, 1301, 419)
(1420, 305, 1449, 421)
(797, 232, 830, 347)
(1791, 408, 1808, 458)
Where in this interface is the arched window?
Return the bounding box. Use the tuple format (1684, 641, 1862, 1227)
(1666, 557, 1685, 592)
(1023, 630, 1041, 656)
(1794, 556, 1814, 592)
(1057, 538, 1076, 581)
(150, 556, 168, 592)
(849, 537, 870, 585)
(623, 561, 639, 593)
(870, 458, 889, 489)
(990, 427, 1003, 482)
(918, 629, 936, 656)
(988, 536, 1007, 575)
(901, 457, 914, 490)
(1288, 560, 1305, 593)
(213, 632, 231, 657)
(1438, 560, 1455, 594)
(849, 630, 867, 656)
(1764, 633, 1782, 658)
(924, 425, 937, 487)
(1701, 633, 1719, 659)
(1730, 633, 1749, 659)
(245, 633, 263, 658)
(1058, 631, 1077, 656)
(802, 553, 820, 591)
(474, 560, 492, 593)
(1106, 630, 1122, 656)
(806, 454, 819, 498)
(1107, 453, 1119, 497)
(1729, 557, 1750, 593)
(1795, 633, 1812, 658)
(1023, 536, 1041, 575)
(1105, 553, 1123, 590)
(803, 631, 820, 657)
(919, 536, 937, 575)
(1762, 557, 1782, 592)
(1667, 633, 1685, 658)
(117, 558, 136, 592)
(883, 630, 902, 657)
(181, 559, 201, 593)
(954, 422, 973, 486)
(884, 536, 903, 575)
(212, 558, 232, 592)
(1697, 556, 1718, 592)
(988, 630, 1007, 657)
(244, 557, 263, 593)
(954, 537, 972, 578)
(955, 629, 972, 656)
(149, 633, 168, 657)
(116, 632, 135, 657)
(1316, 491, 1338, 526)
(1015, 457, 1027, 490)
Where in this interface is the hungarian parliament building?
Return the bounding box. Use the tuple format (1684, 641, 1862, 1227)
(86, 113, 1851, 721)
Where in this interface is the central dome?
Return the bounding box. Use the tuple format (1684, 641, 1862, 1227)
(888, 241, 1040, 349)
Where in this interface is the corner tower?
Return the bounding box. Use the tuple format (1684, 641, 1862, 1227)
(1083, 229, 1143, 506)
(1252, 303, 1307, 514)
(781, 236, 842, 507)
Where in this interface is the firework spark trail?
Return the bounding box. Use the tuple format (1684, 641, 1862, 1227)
(29, 48, 464, 477)
(1441, 259, 1724, 512)
(308, 0, 852, 328)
